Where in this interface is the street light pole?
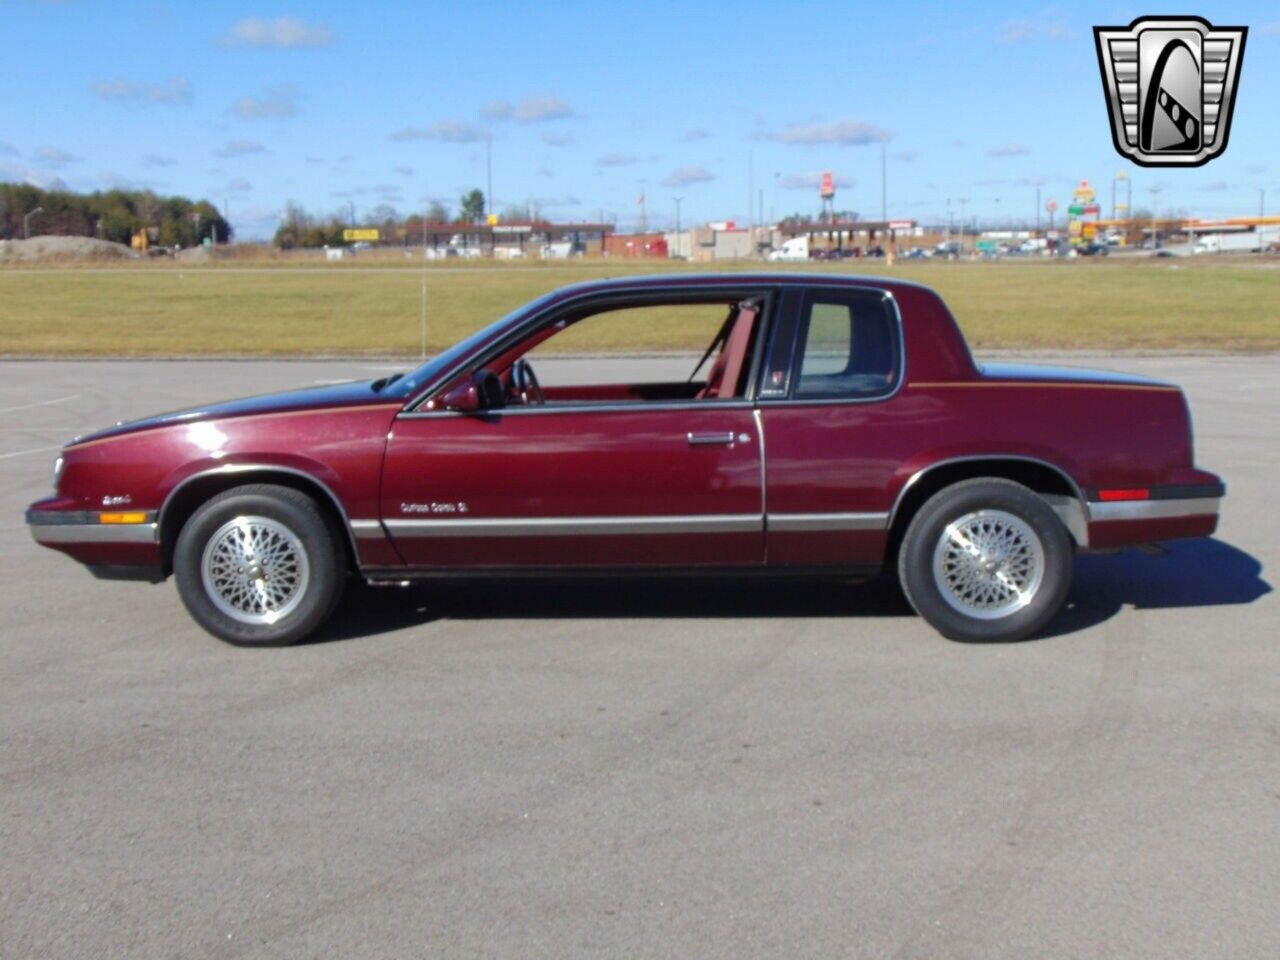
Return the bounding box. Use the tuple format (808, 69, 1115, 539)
(23, 206, 44, 240)
(673, 196, 683, 257)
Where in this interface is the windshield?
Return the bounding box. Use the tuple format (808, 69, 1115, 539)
(383, 292, 557, 399)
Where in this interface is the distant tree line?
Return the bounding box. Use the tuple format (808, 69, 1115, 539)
(0, 182, 231, 246)
(274, 189, 502, 248)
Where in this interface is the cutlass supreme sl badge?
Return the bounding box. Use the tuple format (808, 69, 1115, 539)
(1094, 16, 1247, 167)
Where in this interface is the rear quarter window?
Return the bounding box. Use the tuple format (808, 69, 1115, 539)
(793, 291, 900, 399)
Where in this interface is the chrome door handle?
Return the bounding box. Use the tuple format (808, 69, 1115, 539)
(687, 432, 739, 446)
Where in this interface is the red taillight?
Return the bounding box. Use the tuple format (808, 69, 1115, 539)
(1098, 488, 1150, 502)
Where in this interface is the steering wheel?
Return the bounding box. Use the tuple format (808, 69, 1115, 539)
(511, 357, 545, 405)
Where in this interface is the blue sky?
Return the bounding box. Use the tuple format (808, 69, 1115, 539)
(3, 1, 1277, 239)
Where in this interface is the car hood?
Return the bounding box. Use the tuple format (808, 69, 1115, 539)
(978, 362, 1174, 389)
(69, 379, 400, 446)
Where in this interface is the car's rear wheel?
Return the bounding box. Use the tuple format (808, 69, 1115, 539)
(898, 478, 1073, 642)
(173, 484, 345, 646)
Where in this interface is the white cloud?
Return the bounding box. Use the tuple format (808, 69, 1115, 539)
(892, 149, 918, 163)
(988, 144, 1031, 157)
(215, 140, 267, 158)
(596, 152, 638, 168)
(778, 172, 855, 191)
(224, 16, 333, 48)
(232, 86, 297, 120)
(390, 121, 488, 143)
(32, 145, 80, 168)
(141, 154, 177, 168)
(999, 9, 1074, 43)
(94, 76, 192, 105)
(482, 96, 574, 123)
(542, 131, 574, 147)
(1259, 22, 1280, 35)
(769, 120, 891, 146)
(99, 171, 156, 190)
(661, 165, 715, 187)
(225, 177, 253, 192)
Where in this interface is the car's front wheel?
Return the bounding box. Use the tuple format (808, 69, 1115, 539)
(898, 478, 1073, 642)
(173, 484, 345, 646)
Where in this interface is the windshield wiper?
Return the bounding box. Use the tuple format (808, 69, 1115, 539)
(370, 373, 404, 392)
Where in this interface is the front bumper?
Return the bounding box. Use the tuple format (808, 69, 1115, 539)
(26, 507, 159, 545)
(27, 505, 164, 580)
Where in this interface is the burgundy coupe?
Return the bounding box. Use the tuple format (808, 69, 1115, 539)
(27, 275, 1223, 645)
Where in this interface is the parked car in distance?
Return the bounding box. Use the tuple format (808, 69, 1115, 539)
(1077, 242, 1109, 256)
(28, 274, 1224, 646)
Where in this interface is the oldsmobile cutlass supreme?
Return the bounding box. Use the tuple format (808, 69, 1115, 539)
(27, 274, 1223, 645)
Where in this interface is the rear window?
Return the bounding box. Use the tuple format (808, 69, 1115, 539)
(793, 291, 899, 399)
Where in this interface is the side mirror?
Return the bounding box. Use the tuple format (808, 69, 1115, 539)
(437, 369, 504, 413)
(439, 379, 481, 413)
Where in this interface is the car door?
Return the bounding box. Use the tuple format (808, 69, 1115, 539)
(379, 296, 767, 570)
(756, 286, 907, 569)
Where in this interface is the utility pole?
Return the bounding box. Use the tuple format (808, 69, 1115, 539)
(1149, 185, 1162, 249)
(1035, 184, 1041, 233)
(485, 136, 493, 219)
(673, 196, 683, 236)
(880, 140, 887, 222)
(1260, 188, 1266, 255)
(958, 198, 968, 252)
(348, 201, 356, 228)
(945, 197, 952, 246)
(24, 206, 43, 240)
(637, 181, 647, 234)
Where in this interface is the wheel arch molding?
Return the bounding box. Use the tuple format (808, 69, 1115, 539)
(157, 463, 362, 574)
(885, 454, 1090, 557)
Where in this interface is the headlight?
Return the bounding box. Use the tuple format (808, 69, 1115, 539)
(52, 455, 64, 492)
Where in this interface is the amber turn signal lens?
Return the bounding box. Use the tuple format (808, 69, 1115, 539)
(99, 511, 148, 525)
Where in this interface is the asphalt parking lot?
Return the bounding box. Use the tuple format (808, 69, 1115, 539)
(2, 354, 1276, 959)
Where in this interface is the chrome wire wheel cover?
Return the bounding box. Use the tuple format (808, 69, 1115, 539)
(931, 509, 1045, 620)
(200, 516, 311, 625)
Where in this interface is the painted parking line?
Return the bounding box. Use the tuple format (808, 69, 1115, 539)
(0, 394, 80, 415)
(0, 444, 63, 461)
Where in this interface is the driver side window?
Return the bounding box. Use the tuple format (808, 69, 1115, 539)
(510, 299, 761, 405)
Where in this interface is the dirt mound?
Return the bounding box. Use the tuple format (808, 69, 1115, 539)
(0, 236, 138, 262)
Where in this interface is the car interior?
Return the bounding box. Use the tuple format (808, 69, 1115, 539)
(478, 297, 766, 407)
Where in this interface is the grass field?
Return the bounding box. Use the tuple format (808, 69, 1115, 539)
(1, 256, 1277, 356)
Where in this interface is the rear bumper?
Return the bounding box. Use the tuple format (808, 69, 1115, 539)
(1085, 481, 1223, 549)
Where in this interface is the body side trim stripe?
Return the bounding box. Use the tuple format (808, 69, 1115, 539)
(766, 512, 889, 532)
(30, 523, 159, 544)
(909, 381, 1179, 392)
(1088, 497, 1221, 523)
(384, 514, 763, 538)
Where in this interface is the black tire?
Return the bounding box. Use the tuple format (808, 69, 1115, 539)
(897, 478, 1073, 642)
(173, 484, 345, 646)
